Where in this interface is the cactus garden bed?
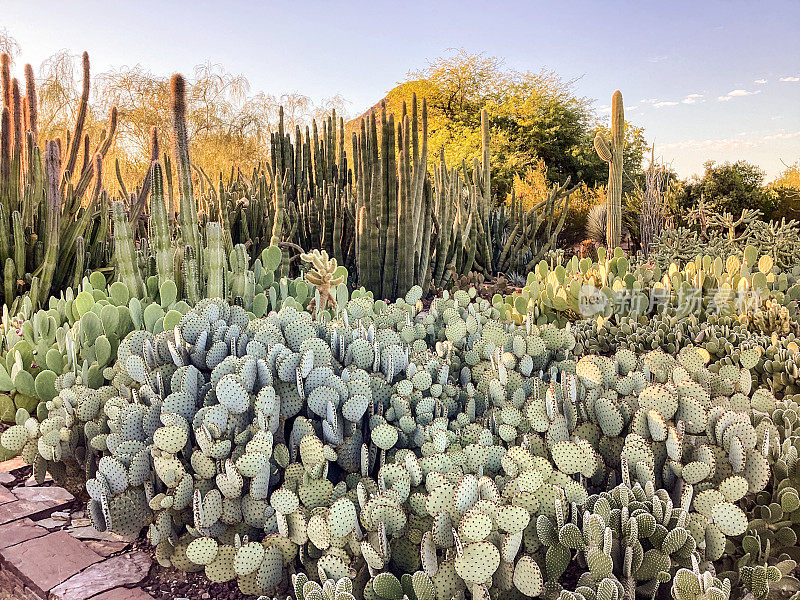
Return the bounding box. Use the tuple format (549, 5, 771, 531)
(1, 49, 800, 600)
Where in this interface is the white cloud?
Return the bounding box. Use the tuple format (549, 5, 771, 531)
(763, 130, 800, 141)
(641, 94, 703, 108)
(780, 76, 800, 82)
(681, 93, 704, 104)
(661, 130, 800, 152)
(718, 89, 761, 101)
(754, 78, 767, 84)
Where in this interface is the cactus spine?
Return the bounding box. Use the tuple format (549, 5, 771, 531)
(594, 90, 624, 249)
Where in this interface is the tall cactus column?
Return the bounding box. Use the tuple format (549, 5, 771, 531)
(170, 74, 202, 282)
(594, 90, 624, 250)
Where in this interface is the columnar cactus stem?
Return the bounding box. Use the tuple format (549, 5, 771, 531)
(10, 79, 21, 156)
(270, 166, 285, 248)
(594, 90, 625, 249)
(381, 112, 397, 298)
(72, 236, 85, 291)
(150, 162, 175, 285)
(11, 210, 23, 279)
(229, 244, 252, 306)
(10, 79, 21, 199)
(23, 64, 37, 144)
(205, 222, 226, 298)
(111, 201, 144, 298)
(0, 54, 10, 111)
(3, 258, 13, 307)
(171, 74, 202, 271)
(479, 108, 493, 273)
(0, 203, 8, 266)
(64, 52, 90, 182)
(182, 245, 200, 305)
(0, 108, 9, 201)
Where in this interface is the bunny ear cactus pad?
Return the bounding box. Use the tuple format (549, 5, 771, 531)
(711, 503, 748, 536)
(454, 541, 500, 583)
(187, 537, 219, 566)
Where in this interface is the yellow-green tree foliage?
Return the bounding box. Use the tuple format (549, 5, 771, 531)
(356, 50, 647, 203)
(769, 161, 800, 221)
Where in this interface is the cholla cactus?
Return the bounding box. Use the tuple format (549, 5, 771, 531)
(706, 208, 762, 241)
(302, 249, 345, 313)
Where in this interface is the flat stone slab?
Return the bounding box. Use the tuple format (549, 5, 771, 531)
(13, 486, 74, 504)
(0, 565, 44, 600)
(82, 538, 130, 557)
(24, 473, 53, 486)
(0, 471, 15, 485)
(0, 517, 48, 550)
(35, 517, 65, 530)
(0, 486, 74, 525)
(49, 551, 152, 600)
(0, 485, 15, 504)
(70, 518, 91, 527)
(89, 587, 154, 600)
(67, 525, 128, 542)
(0, 456, 25, 472)
(0, 530, 102, 595)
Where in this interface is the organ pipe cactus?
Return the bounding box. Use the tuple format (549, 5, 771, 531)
(0, 51, 117, 311)
(594, 90, 624, 249)
(149, 162, 175, 285)
(171, 74, 203, 281)
(352, 96, 430, 299)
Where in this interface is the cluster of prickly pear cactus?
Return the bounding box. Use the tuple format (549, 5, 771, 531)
(500, 244, 800, 329)
(0, 290, 599, 596)
(1, 270, 796, 600)
(0, 227, 309, 435)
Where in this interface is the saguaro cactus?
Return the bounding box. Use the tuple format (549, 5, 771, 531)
(594, 90, 624, 249)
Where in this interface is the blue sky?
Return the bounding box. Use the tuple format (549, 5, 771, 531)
(5, 0, 800, 179)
